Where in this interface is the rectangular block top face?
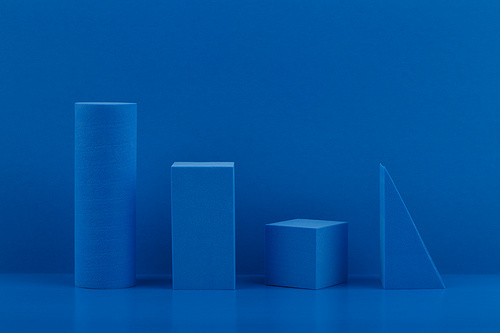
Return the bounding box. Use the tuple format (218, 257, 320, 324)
(267, 219, 347, 229)
(172, 162, 234, 168)
(75, 102, 136, 105)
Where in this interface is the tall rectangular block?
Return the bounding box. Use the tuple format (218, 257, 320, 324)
(171, 162, 235, 289)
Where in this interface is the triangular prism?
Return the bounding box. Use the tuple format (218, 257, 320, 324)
(380, 164, 445, 289)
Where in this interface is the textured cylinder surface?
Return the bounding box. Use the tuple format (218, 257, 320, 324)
(75, 102, 137, 289)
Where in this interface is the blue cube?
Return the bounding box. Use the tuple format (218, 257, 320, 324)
(265, 219, 348, 289)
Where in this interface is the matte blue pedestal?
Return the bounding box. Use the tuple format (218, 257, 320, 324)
(171, 162, 235, 290)
(265, 219, 347, 289)
(74, 102, 137, 289)
(380, 164, 445, 289)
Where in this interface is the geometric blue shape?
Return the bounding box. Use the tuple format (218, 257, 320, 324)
(74, 102, 137, 289)
(266, 219, 348, 289)
(171, 162, 235, 289)
(380, 164, 445, 289)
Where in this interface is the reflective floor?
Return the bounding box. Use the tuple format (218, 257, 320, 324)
(0, 274, 498, 332)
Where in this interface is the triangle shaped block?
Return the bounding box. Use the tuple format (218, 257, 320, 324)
(380, 164, 445, 289)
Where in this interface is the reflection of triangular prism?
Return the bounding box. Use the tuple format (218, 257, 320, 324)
(380, 164, 445, 289)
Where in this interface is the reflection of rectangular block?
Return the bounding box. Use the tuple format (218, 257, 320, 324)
(266, 219, 348, 289)
(171, 162, 235, 289)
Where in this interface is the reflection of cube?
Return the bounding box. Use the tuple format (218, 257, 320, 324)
(265, 219, 348, 289)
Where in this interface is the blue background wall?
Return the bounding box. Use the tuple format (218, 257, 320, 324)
(0, 0, 498, 275)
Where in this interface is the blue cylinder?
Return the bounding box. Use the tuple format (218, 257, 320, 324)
(75, 102, 137, 289)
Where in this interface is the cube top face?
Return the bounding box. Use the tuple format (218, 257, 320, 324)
(267, 219, 346, 230)
(172, 162, 234, 168)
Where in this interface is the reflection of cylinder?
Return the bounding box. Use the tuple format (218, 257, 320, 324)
(75, 102, 137, 289)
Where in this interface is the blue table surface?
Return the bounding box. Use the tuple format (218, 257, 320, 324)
(1, 274, 498, 332)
